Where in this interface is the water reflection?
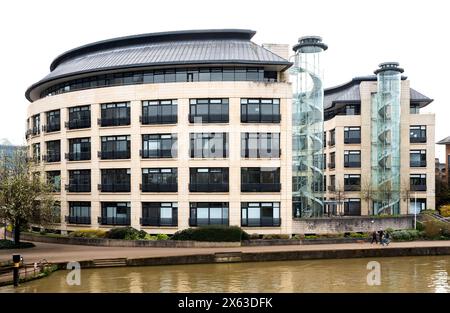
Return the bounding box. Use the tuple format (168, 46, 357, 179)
(1, 256, 448, 293)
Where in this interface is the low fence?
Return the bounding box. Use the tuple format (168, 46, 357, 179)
(0, 260, 56, 286)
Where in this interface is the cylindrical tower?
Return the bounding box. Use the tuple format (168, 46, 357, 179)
(371, 62, 404, 215)
(291, 36, 327, 218)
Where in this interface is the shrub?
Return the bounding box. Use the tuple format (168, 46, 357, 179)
(144, 234, 156, 240)
(107, 227, 146, 240)
(348, 232, 368, 238)
(262, 234, 290, 240)
(69, 229, 107, 238)
(391, 229, 422, 241)
(304, 235, 318, 239)
(439, 205, 450, 217)
(171, 226, 249, 242)
(291, 234, 300, 240)
(249, 233, 260, 240)
(423, 221, 443, 239)
(156, 233, 169, 240)
(0, 239, 35, 249)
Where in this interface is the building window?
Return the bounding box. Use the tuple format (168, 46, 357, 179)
(328, 175, 336, 192)
(141, 100, 177, 124)
(410, 126, 427, 143)
(344, 199, 361, 216)
(68, 105, 91, 129)
(409, 198, 427, 214)
(189, 168, 229, 192)
(189, 202, 229, 226)
(99, 202, 131, 225)
(190, 133, 228, 158)
(100, 102, 130, 126)
(189, 99, 229, 123)
(344, 174, 361, 191)
(323, 132, 326, 148)
(68, 137, 91, 161)
(410, 174, 426, 191)
(344, 150, 361, 168)
(45, 110, 60, 133)
(329, 129, 335, 146)
(31, 114, 40, 136)
(67, 170, 91, 193)
(46, 171, 61, 192)
(100, 135, 131, 159)
(323, 154, 327, 170)
(241, 167, 281, 192)
(141, 202, 178, 226)
(344, 127, 361, 144)
(410, 150, 426, 167)
(67, 202, 91, 224)
(45, 140, 60, 163)
(241, 202, 280, 227)
(142, 134, 177, 158)
(100, 169, 131, 192)
(32, 143, 40, 162)
(241, 133, 280, 158)
(329, 152, 335, 169)
(410, 103, 420, 114)
(142, 168, 177, 192)
(241, 98, 280, 123)
(336, 103, 360, 116)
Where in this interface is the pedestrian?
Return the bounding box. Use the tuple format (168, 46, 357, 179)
(371, 230, 378, 244)
(383, 232, 390, 246)
(378, 229, 384, 245)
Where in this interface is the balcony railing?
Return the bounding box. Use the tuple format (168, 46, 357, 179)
(99, 117, 130, 127)
(31, 126, 40, 136)
(241, 183, 281, 192)
(43, 123, 61, 133)
(140, 149, 174, 159)
(66, 119, 91, 129)
(189, 183, 229, 192)
(410, 161, 427, 167)
(344, 185, 361, 192)
(98, 183, 131, 192)
(140, 217, 178, 227)
(66, 183, 91, 193)
(410, 137, 426, 143)
(189, 218, 229, 227)
(141, 115, 177, 125)
(98, 216, 130, 226)
(411, 184, 427, 191)
(344, 161, 361, 168)
(242, 217, 281, 227)
(43, 153, 61, 163)
(141, 183, 178, 192)
(189, 114, 229, 123)
(66, 151, 91, 161)
(65, 216, 91, 225)
(241, 114, 280, 123)
(344, 137, 361, 144)
(99, 150, 130, 159)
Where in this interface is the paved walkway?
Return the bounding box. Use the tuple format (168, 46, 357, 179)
(1, 240, 449, 264)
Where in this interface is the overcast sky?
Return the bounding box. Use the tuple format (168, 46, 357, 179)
(1, 0, 448, 159)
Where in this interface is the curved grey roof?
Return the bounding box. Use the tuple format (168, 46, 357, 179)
(26, 29, 292, 102)
(324, 75, 433, 110)
(437, 136, 450, 145)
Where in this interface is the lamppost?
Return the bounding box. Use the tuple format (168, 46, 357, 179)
(414, 192, 417, 230)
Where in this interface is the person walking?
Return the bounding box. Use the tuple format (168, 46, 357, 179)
(371, 230, 378, 244)
(382, 231, 390, 246)
(378, 229, 384, 245)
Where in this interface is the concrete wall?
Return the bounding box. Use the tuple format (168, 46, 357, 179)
(292, 216, 414, 234)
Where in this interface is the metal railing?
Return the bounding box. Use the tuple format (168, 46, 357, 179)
(241, 217, 281, 227)
(140, 217, 177, 227)
(66, 183, 91, 193)
(241, 183, 281, 192)
(98, 183, 131, 192)
(189, 218, 229, 226)
(141, 183, 177, 192)
(98, 216, 131, 226)
(189, 183, 229, 192)
(65, 216, 91, 224)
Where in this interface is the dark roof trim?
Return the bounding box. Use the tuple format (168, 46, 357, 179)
(25, 60, 292, 102)
(50, 29, 257, 71)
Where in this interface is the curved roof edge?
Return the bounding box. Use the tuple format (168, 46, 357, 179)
(50, 29, 257, 71)
(324, 75, 407, 94)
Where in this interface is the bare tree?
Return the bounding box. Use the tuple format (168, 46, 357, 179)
(333, 182, 346, 216)
(0, 150, 57, 244)
(360, 178, 375, 215)
(401, 178, 412, 214)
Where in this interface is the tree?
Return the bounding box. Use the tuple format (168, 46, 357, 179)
(0, 150, 57, 244)
(333, 183, 346, 216)
(360, 178, 375, 215)
(401, 179, 412, 214)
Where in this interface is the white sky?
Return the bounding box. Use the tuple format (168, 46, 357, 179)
(1, 0, 449, 160)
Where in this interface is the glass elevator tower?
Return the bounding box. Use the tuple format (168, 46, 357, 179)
(371, 62, 403, 215)
(291, 36, 327, 218)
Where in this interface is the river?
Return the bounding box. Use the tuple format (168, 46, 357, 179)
(1, 256, 449, 292)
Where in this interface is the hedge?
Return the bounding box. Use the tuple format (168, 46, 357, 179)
(171, 226, 249, 242)
(0, 239, 35, 249)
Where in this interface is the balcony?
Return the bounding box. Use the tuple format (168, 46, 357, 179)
(66, 119, 91, 130)
(241, 183, 281, 192)
(327, 185, 336, 192)
(99, 150, 130, 160)
(43, 123, 60, 133)
(189, 114, 229, 124)
(65, 216, 91, 225)
(66, 151, 91, 161)
(31, 127, 40, 136)
(141, 115, 177, 125)
(43, 153, 61, 163)
(141, 183, 177, 192)
(411, 185, 427, 192)
(98, 216, 130, 226)
(98, 183, 131, 193)
(242, 217, 281, 227)
(65, 184, 91, 193)
(99, 117, 130, 127)
(189, 218, 229, 227)
(410, 137, 426, 144)
(189, 183, 229, 192)
(410, 161, 427, 168)
(140, 217, 177, 227)
(344, 185, 361, 192)
(344, 162, 361, 168)
(344, 137, 361, 144)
